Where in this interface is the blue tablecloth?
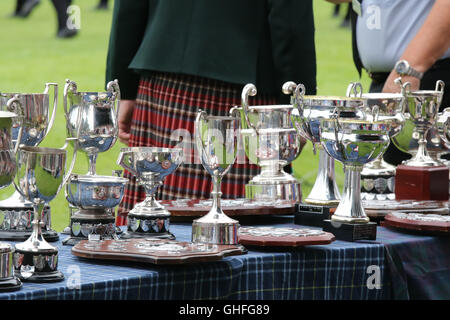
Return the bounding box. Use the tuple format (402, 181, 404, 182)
(0, 216, 448, 300)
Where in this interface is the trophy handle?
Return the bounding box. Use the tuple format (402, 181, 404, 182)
(58, 137, 79, 196)
(63, 79, 78, 124)
(106, 79, 121, 125)
(345, 82, 363, 98)
(195, 109, 208, 166)
(43, 83, 58, 137)
(435, 80, 445, 93)
(117, 150, 137, 176)
(6, 95, 24, 154)
(241, 83, 258, 133)
(282, 81, 297, 95)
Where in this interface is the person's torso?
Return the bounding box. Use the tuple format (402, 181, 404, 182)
(356, 0, 450, 73)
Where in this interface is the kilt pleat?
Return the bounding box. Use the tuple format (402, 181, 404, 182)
(117, 72, 278, 225)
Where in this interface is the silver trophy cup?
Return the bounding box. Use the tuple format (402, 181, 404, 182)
(118, 147, 183, 239)
(64, 79, 120, 175)
(346, 82, 406, 201)
(392, 80, 445, 167)
(0, 109, 23, 291)
(0, 84, 58, 241)
(63, 79, 123, 240)
(319, 114, 392, 224)
(13, 142, 77, 282)
(291, 82, 367, 207)
(237, 83, 303, 202)
(191, 110, 240, 245)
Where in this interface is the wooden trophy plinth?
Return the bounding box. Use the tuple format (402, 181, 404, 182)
(395, 165, 449, 201)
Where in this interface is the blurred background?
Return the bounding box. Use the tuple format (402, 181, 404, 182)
(0, 0, 370, 231)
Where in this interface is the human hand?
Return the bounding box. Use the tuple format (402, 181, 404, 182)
(117, 99, 136, 145)
(382, 71, 420, 94)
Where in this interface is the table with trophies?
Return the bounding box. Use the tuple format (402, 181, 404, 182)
(0, 78, 449, 300)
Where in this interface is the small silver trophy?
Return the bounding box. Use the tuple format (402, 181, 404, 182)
(237, 83, 303, 202)
(319, 107, 395, 240)
(13, 142, 77, 282)
(191, 110, 241, 245)
(0, 84, 58, 241)
(0, 108, 24, 291)
(117, 147, 183, 239)
(62, 79, 126, 242)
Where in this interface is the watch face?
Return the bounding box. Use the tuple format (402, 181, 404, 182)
(396, 61, 408, 74)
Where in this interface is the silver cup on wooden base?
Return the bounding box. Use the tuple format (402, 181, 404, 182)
(118, 147, 183, 239)
(13, 141, 77, 283)
(191, 110, 241, 245)
(237, 83, 303, 203)
(0, 84, 58, 242)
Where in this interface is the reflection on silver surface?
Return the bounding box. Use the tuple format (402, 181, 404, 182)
(239, 226, 325, 237)
(391, 211, 450, 222)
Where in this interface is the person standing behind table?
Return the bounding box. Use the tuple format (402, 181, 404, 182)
(327, 0, 450, 165)
(105, 0, 317, 226)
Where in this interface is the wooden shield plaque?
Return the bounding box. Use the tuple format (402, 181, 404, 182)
(383, 212, 450, 234)
(238, 226, 335, 247)
(72, 239, 247, 265)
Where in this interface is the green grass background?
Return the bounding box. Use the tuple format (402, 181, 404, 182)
(0, 0, 370, 231)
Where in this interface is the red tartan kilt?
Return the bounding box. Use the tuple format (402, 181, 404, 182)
(117, 72, 278, 226)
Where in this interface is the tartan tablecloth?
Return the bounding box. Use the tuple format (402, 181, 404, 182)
(0, 216, 448, 300)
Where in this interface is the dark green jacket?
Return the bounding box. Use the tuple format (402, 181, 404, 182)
(106, 0, 316, 101)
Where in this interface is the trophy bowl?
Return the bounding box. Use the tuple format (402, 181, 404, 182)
(237, 83, 303, 202)
(118, 147, 183, 239)
(63, 174, 128, 244)
(64, 79, 120, 175)
(320, 118, 391, 223)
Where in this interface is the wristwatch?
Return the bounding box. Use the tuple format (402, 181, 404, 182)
(394, 60, 424, 80)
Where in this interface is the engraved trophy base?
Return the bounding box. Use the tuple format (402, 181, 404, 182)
(294, 203, 337, 227)
(0, 204, 58, 242)
(120, 211, 175, 240)
(0, 276, 22, 292)
(245, 181, 301, 203)
(322, 219, 377, 242)
(395, 164, 449, 201)
(191, 219, 239, 245)
(14, 249, 64, 283)
(62, 208, 121, 246)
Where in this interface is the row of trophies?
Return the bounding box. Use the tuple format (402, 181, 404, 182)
(0, 76, 448, 292)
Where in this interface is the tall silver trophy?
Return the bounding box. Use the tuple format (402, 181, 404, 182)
(0, 84, 58, 241)
(345, 82, 406, 202)
(237, 83, 303, 202)
(391, 80, 447, 201)
(191, 110, 240, 245)
(319, 106, 396, 241)
(13, 142, 77, 282)
(118, 147, 183, 239)
(0, 108, 24, 291)
(289, 82, 366, 226)
(62, 79, 127, 244)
